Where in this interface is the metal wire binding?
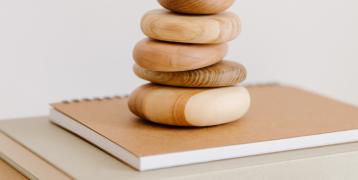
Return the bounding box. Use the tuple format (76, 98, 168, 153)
(60, 94, 129, 104)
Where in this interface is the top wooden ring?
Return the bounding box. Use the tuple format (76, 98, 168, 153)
(141, 9, 241, 44)
(157, 0, 236, 15)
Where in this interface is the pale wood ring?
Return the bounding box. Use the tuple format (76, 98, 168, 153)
(133, 38, 227, 72)
(141, 10, 241, 44)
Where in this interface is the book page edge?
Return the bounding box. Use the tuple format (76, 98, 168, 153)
(50, 109, 358, 171)
(49, 109, 141, 170)
(140, 129, 358, 170)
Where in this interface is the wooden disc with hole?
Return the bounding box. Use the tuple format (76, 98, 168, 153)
(128, 84, 251, 126)
(133, 61, 246, 87)
(141, 10, 241, 44)
(158, 0, 235, 14)
(133, 39, 227, 72)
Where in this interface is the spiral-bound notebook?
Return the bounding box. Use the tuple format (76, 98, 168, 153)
(49, 85, 358, 171)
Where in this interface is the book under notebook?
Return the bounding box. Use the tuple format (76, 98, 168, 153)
(0, 132, 72, 179)
(49, 85, 358, 171)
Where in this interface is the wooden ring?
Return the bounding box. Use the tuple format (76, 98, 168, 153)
(141, 10, 241, 44)
(128, 84, 251, 126)
(133, 61, 247, 87)
(158, 0, 236, 15)
(133, 39, 227, 72)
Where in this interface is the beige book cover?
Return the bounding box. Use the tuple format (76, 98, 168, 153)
(49, 85, 358, 170)
(0, 132, 72, 180)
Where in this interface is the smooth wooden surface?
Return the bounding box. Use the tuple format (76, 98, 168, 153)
(158, 0, 235, 14)
(141, 10, 241, 44)
(133, 39, 227, 72)
(128, 84, 250, 126)
(133, 61, 246, 87)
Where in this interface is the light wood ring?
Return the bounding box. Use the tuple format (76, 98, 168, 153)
(133, 38, 227, 72)
(128, 84, 251, 126)
(141, 9, 241, 44)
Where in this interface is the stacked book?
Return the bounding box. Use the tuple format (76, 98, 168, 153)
(2, 85, 358, 179)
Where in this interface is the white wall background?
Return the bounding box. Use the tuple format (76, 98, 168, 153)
(0, 0, 357, 119)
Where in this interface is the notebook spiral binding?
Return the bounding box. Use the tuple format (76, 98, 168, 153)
(61, 94, 129, 104)
(59, 82, 279, 104)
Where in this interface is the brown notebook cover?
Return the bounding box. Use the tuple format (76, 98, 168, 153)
(50, 85, 358, 171)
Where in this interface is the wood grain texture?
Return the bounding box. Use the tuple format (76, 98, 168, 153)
(128, 84, 251, 126)
(133, 38, 227, 72)
(141, 9, 241, 44)
(133, 61, 247, 87)
(158, 0, 235, 14)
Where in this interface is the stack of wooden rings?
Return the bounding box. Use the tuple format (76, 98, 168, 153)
(128, 0, 250, 127)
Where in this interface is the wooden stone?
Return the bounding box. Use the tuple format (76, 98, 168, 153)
(141, 10, 241, 44)
(133, 39, 227, 72)
(133, 61, 247, 87)
(128, 84, 251, 127)
(158, 0, 235, 15)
